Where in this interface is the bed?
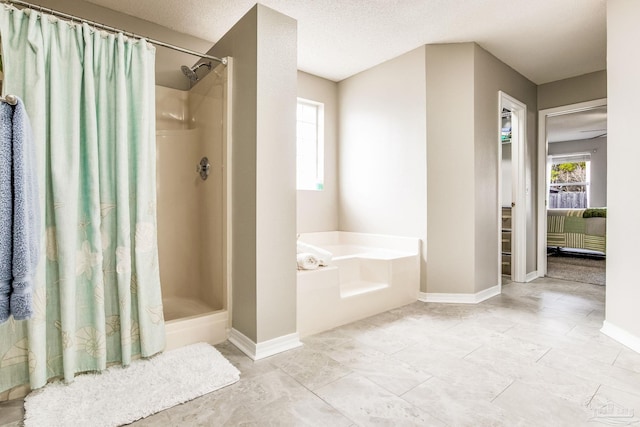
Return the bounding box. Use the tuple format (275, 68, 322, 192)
(547, 208, 606, 254)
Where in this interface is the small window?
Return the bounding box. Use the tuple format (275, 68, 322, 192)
(548, 153, 591, 208)
(296, 98, 324, 191)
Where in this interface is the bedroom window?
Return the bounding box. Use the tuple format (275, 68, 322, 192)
(296, 98, 324, 191)
(548, 153, 591, 208)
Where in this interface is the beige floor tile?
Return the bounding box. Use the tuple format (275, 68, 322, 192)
(457, 312, 519, 333)
(585, 307, 605, 324)
(614, 348, 640, 374)
(492, 380, 594, 426)
(514, 363, 600, 405)
(505, 323, 622, 365)
(315, 373, 447, 426)
(348, 324, 419, 355)
(0, 399, 23, 427)
(364, 309, 410, 326)
(215, 340, 280, 381)
(299, 328, 354, 351)
(165, 402, 258, 426)
(538, 348, 640, 397)
(418, 357, 514, 402)
(586, 385, 640, 425)
(554, 340, 621, 365)
(5, 277, 639, 427)
(326, 340, 432, 395)
(251, 393, 353, 426)
(163, 369, 344, 425)
(133, 410, 185, 426)
(446, 323, 551, 362)
(384, 314, 461, 340)
(134, 383, 258, 426)
(567, 323, 625, 347)
(463, 344, 540, 377)
(392, 333, 482, 368)
(502, 324, 574, 348)
(267, 347, 352, 391)
(402, 377, 535, 427)
(464, 346, 600, 405)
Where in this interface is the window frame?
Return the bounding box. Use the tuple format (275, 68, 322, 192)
(548, 152, 591, 208)
(296, 97, 325, 191)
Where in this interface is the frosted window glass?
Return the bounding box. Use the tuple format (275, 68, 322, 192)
(296, 98, 324, 191)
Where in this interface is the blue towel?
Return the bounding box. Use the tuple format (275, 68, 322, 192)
(0, 101, 12, 322)
(0, 98, 40, 323)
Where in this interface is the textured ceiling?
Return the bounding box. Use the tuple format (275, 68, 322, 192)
(83, 0, 606, 84)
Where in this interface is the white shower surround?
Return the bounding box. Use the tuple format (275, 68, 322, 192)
(156, 59, 233, 351)
(297, 231, 420, 337)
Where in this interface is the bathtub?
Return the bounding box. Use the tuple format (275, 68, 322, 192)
(297, 231, 420, 337)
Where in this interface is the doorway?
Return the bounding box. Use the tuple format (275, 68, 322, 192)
(499, 92, 527, 284)
(537, 99, 607, 284)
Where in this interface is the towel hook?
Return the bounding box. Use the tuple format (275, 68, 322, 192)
(0, 95, 18, 105)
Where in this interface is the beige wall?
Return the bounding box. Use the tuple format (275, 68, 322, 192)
(28, 0, 214, 90)
(426, 43, 537, 295)
(206, 6, 258, 341)
(208, 5, 298, 343)
(538, 71, 607, 110)
(254, 6, 297, 342)
(296, 71, 339, 232)
(474, 44, 538, 283)
(605, 0, 640, 342)
(338, 47, 428, 291)
(425, 43, 476, 294)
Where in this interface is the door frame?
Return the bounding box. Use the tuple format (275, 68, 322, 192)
(499, 91, 527, 283)
(536, 98, 607, 276)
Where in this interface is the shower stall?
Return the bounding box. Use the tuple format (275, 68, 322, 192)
(155, 60, 232, 350)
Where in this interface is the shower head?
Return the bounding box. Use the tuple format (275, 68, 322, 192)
(181, 62, 212, 82)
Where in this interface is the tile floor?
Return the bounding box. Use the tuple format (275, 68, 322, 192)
(2, 277, 640, 426)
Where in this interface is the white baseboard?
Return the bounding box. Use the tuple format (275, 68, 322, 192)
(228, 328, 256, 359)
(601, 321, 640, 354)
(229, 328, 302, 361)
(418, 285, 500, 304)
(525, 271, 540, 282)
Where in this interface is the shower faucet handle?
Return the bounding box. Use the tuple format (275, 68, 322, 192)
(197, 157, 211, 180)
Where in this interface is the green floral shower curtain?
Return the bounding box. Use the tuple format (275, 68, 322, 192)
(0, 5, 165, 392)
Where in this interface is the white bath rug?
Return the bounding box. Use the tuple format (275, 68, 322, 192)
(23, 342, 240, 427)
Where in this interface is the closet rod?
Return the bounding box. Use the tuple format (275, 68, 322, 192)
(2, 0, 227, 65)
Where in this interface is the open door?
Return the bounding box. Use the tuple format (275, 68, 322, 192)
(537, 98, 607, 277)
(499, 92, 527, 283)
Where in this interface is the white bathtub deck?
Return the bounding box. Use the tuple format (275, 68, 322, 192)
(341, 281, 388, 298)
(297, 232, 420, 337)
